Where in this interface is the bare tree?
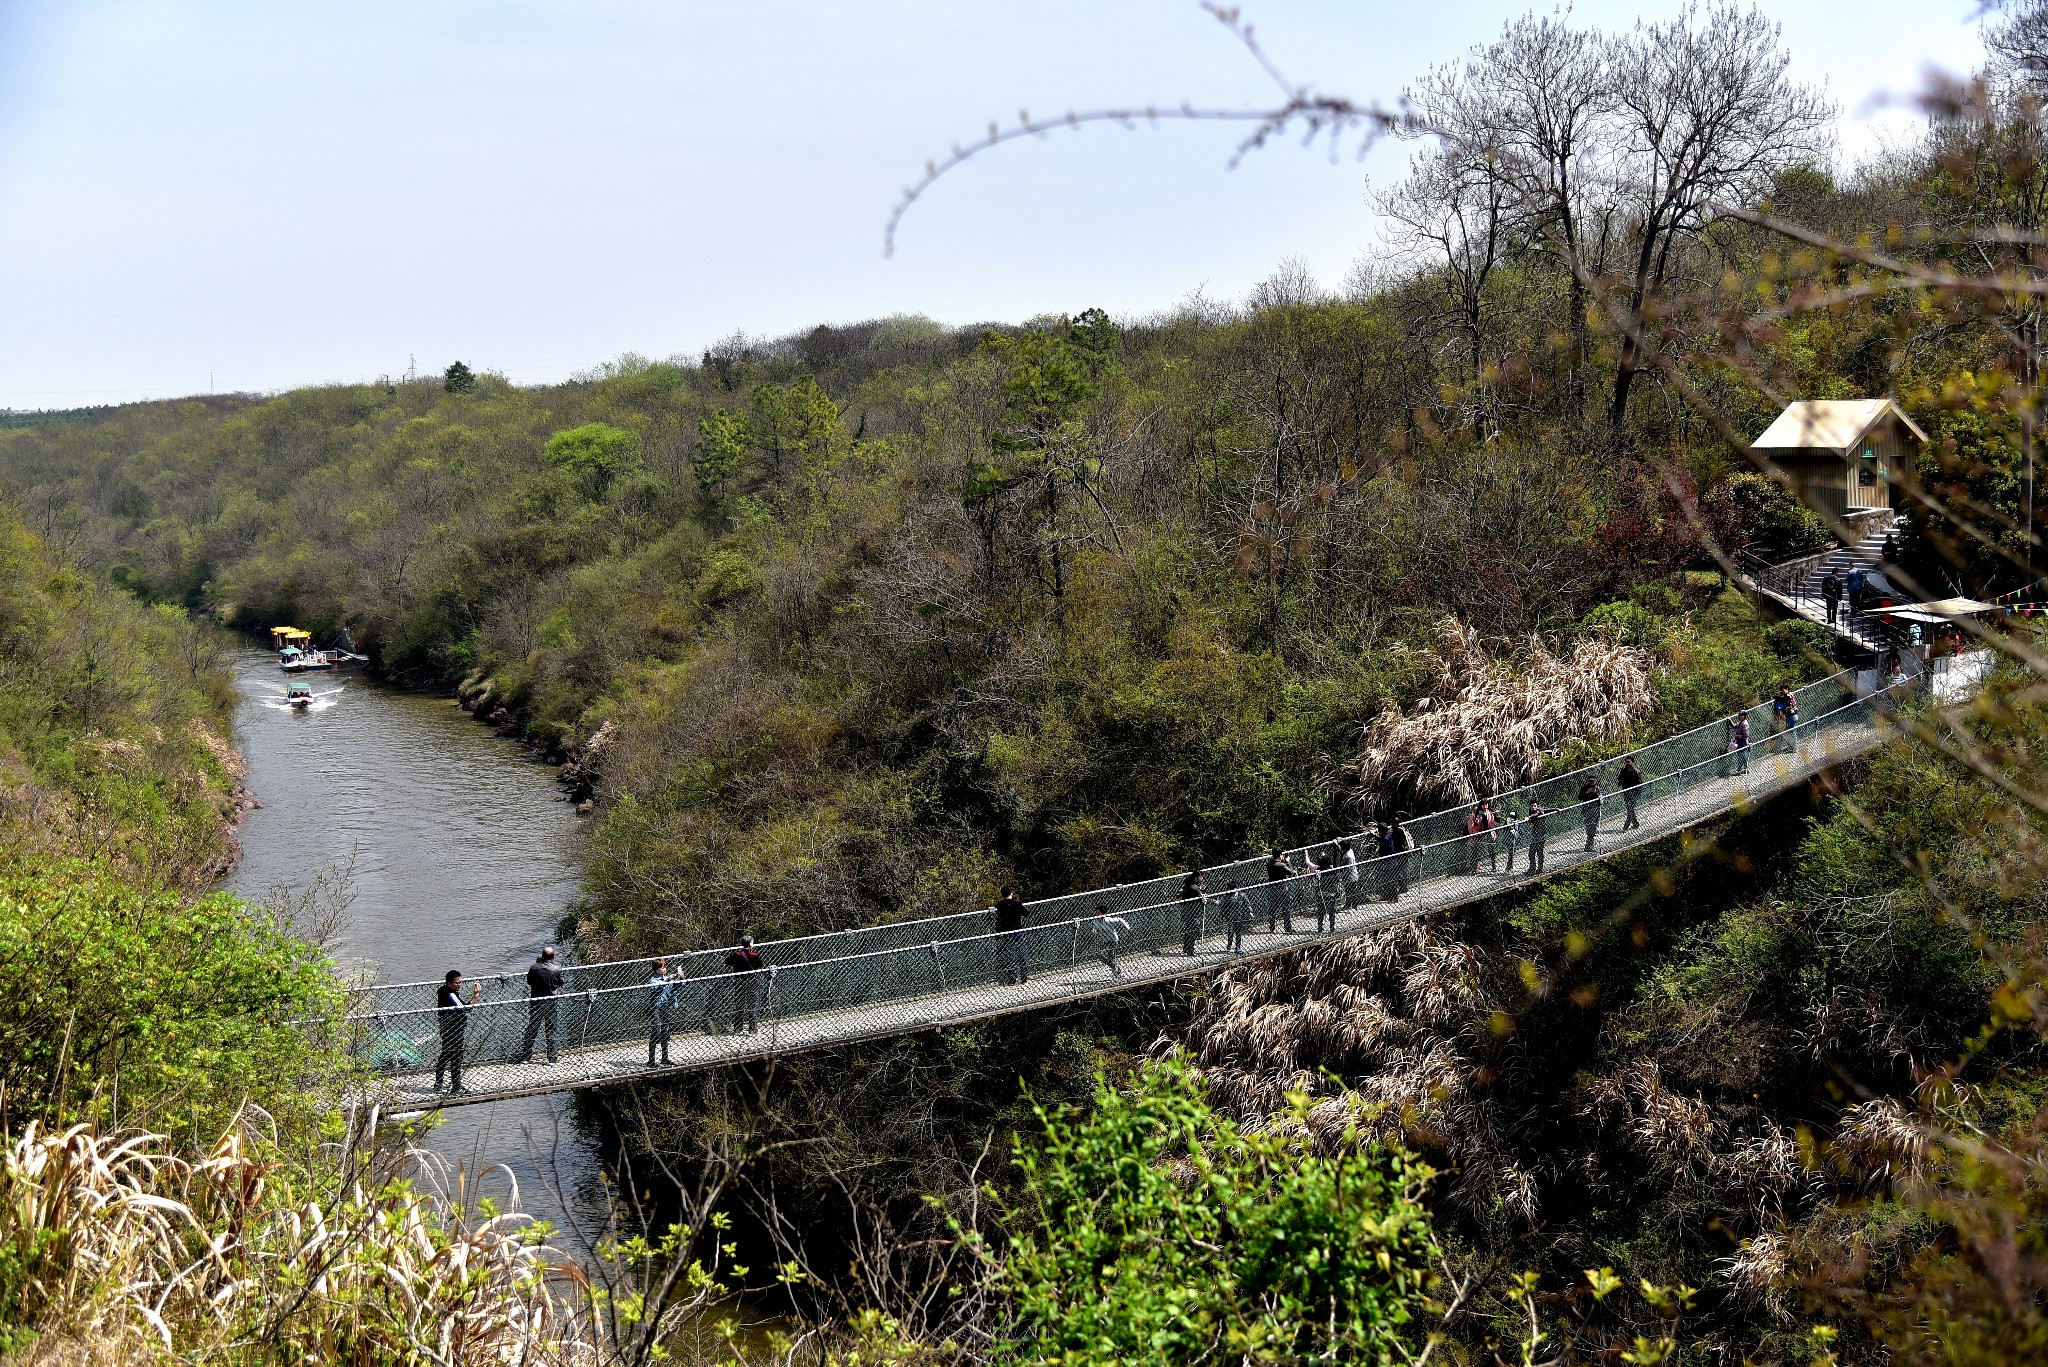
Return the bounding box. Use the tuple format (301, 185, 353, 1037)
(1604, 2, 1833, 435)
(1455, 12, 1616, 420)
(1377, 145, 1511, 434)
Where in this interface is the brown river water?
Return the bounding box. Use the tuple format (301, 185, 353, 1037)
(222, 648, 609, 1237)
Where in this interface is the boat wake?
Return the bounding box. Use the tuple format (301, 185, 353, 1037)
(258, 686, 346, 712)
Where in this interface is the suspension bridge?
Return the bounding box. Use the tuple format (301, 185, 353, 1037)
(338, 668, 1917, 1109)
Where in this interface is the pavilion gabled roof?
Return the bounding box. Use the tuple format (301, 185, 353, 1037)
(1752, 399, 1928, 452)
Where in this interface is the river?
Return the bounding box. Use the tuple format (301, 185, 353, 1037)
(224, 649, 608, 1238)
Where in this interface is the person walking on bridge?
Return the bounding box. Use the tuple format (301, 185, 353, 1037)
(1089, 904, 1131, 976)
(1263, 850, 1295, 933)
(646, 957, 679, 1066)
(1179, 869, 1207, 955)
(1772, 686, 1800, 755)
(1388, 823, 1415, 897)
(995, 885, 1030, 985)
(1367, 825, 1395, 900)
(1725, 713, 1751, 776)
(434, 969, 480, 1094)
(1526, 804, 1550, 874)
(726, 935, 766, 1034)
(1310, 849, 1338, 932)
(1577, 776, 1602, 853)
(517, 946, 565, 1065)
(1224, 881, 1252, 952)
(1821, 569, 1843, 626)
(1617, 757, 1644, 832)
(1497, 804, 1521, 873)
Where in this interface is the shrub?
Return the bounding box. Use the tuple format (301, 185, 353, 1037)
(999, 1060, 1438, 1365)
(0, 858, 339, 1132)
(1584, 599, 1669, 648)
(1704, 472, 1833, 562)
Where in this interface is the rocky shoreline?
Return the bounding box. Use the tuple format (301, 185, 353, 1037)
(451, 671, 614, 813)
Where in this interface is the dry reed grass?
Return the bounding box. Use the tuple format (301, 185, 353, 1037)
(0, 1115, 598, 1365)
(1836, 1097, 1932, 1185)
(1347, 618, 1657, 813)
(1171, 918, 1544, 1222)
(1179, 912, 1840, 1254)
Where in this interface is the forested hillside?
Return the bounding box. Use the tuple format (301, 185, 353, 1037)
(5, 2, 2048, 1361)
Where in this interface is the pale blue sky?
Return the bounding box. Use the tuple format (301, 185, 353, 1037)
(0, 1, 1988, 408)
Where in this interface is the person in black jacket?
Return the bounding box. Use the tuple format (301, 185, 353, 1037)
(994, 885, 1030, 985)
(1617, 757, 1644, 831)
(725, 935, 766, 1034)
(1526, 804, 1550, 873)
(1263, 850, 1294, 932)
(434, 969, 480, 1093)
(1821, 570, 1843, 625)
(1578, 776, 1602, 852)
(1311, 849, 1338, 932)
(518, 946, 565, 1064)
(1372, 823, 1400, 900)
(1178, 869, 1206, 955)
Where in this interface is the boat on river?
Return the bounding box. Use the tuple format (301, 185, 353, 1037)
(286, 680, 314, 709)
(271, 624, 366, 672)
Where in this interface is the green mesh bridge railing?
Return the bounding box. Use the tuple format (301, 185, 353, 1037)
(339, 668, 1913, 1109)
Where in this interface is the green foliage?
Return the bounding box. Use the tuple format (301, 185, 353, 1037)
(992, 312, 1115, 450)
(0, 507, 239, 883)
(0, 858, 339, 1132)
(442, 360, 477, 393)
(1763, 617, 1835, 672)
(1583, 599, 1668, 648)
(1648, 583, 1820, 733)
(0, 503, 340, 1137)
(1913, 395, 2032, 585)
(1705, 472, 1833, 562)
(749, 375, 840, 475)
(696, 407, 751, 497)
(543, 420, 645, 499)
(1000, 1060, 1438, 1366)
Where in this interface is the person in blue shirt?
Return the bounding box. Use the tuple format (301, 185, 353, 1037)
(647, 957, 679, 1066)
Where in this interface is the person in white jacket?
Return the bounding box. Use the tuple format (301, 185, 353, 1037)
(1088, 904, 1132, 977)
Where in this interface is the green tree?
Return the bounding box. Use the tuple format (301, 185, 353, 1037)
(973, 309, 1119, 604)
(442, 360, 477, 394)
(1702, 470, 1833, 562)
(694, 408, 752, 499)
(543, 421, 645, 499)
(999, 1060, 1438, 1366)
(748, 375, 840, 480)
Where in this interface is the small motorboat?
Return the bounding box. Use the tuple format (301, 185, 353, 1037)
(286, 680, 314, 709)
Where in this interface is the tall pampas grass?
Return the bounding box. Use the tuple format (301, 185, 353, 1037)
(0, 1116, 598, 1364)
(1348, 618, 1657, 813)
(1173, 919, 1537, 1222)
